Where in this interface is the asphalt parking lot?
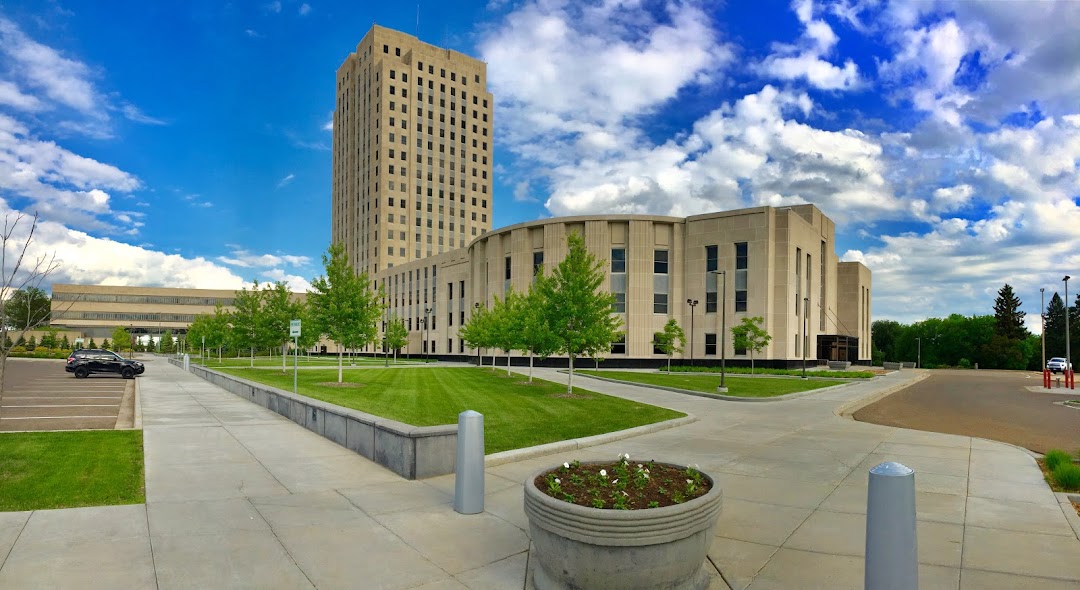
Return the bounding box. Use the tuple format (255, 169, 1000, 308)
(0, 358, 136, 431)
(854, 368, 1080, 454)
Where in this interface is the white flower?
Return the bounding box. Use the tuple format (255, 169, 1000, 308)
(622, 491, 629, 497)
(554, 478, 561, 484)
(686, 479, 693, 485)
(619, 453, 630, 462)
(689, 464, 699, 471)
(600, 469, 607, 477)
(563, 462, 570, 469)
(637, 464, 643, 469)
(643, 473, 650, 479)
(612, 479, 618, 484)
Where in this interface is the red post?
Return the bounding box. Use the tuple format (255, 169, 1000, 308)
(1070, 369, 1076, 390)
(1044, 369, 1051, 389)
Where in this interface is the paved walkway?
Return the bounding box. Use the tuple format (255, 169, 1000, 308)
(1, 363, 1079, 589)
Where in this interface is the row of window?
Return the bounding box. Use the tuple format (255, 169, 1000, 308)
(53, 311, 197, 323)
(52, 293, 234, 306)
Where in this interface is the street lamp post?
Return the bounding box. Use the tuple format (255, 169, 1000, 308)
(709, 270, 727, 392)
(474, 302, 481, 366)
(1041, 288, 1046, 374)
(424, 307, 432, 362)
(802, 297, 809, 379)
(1065, 276, 1072, 387)
(916, 337, 921, 369)
(686, 299, 698, 367)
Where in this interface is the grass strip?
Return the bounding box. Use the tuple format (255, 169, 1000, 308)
(579, 370, 847, 398)
(217, 367, 684, 454)
(0, 430, 145, 511)
(660, 365, 874, 379)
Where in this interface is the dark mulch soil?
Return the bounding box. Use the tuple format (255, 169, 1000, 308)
(316, 382, 365, 388)
(534, 460, 711, 510)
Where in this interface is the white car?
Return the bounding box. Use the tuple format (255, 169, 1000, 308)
(1047, 357, 1072, 373)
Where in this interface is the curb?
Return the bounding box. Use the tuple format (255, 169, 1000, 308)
(834, 371, 932, 418)
(133, 376, 143, 430)
(569, 370, 859, 402)
(1056, 492, 1080, 541)
(484, 415, 699, 467)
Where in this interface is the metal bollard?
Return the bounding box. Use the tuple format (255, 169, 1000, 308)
(183, 353, 190, 371)
(866, 461, 918, 590)
(454, 410, 484, 514)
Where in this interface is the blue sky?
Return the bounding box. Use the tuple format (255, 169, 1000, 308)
(0, 0, 1078, 329)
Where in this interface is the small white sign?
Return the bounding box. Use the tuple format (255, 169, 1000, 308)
(289, 319, 301, 337)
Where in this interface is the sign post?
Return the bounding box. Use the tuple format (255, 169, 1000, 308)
(290, 320, 302, 394)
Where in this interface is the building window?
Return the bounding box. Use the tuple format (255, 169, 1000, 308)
(735, 242, 748, 312)
(820, 240, 827, 331)
(611, 248, 626, 313)
(504, 255, 511, 292)
(654, 249, 668, 314)
(705, 245, 718, 313)
(532, 251, 543, 278)
(705, 333, 717, 356)
(610, 334, 626, 355)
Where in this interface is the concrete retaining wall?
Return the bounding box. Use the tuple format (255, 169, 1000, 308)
(169, 359, 456, 479)
(883, 362, 903, 371)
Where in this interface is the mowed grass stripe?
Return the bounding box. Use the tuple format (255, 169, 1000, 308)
(577, 370, 847, 397)
(217, 367, 684, 454)
(0, 430, 144, 511)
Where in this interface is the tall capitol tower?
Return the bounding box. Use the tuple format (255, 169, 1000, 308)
(331, 25, 494, 275)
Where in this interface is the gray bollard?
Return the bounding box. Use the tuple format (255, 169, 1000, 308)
(454, 410, 485, 514)
(865, 461, 918, 590)
(183, 353, 190, 371)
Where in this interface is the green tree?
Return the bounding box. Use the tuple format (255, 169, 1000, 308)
(731, 316, 772, 375)
(993, 284, 1028, 341)
(88, 337, 96, 348)
(230, 280, 264, 367)
(518, 278, 560, 383)
(25, 335, 36, 351)
(4, 286, 51, 330)
(489, 288, 524, 376)
(161, 330, 175, 353)
(39, 327, 58, 349)
(101, 338, 111, 350)
(261, 281, 301, 372)
(653, 319, 685, 373)
(112, 326, 132, 356)
(536, 232, 622, 393)
(459, 303, 495, 367)
(60, 334, 70, 350)
(871, 319, 904, 363)
(384, 314, 408, 365)
(308, 243, 384, 382)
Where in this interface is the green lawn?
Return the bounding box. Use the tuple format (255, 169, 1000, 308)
(578, 370, 847, 398)
(217, 367, 684, 454)
(0, 430, 145, 511)
(195, 355, 430, 368)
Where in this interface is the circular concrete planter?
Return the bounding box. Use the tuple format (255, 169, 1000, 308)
(523, 462, 723, 590)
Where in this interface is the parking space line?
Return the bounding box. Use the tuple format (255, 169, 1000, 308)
(1, 404, 118, 408)
(0, 416, 118, 420)
(1, 396, 123, 399)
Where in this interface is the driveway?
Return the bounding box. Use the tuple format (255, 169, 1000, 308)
(853, 369, 1080, 454)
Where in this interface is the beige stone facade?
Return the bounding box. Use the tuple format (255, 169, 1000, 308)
(50, 284, 239, 340)
(332, 25, 494, 277)
(373, 204, 872, 364)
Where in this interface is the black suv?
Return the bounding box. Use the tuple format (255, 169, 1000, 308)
(65, 349, 145, 379)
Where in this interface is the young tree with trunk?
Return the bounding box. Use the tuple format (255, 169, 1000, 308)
(459, 303, 494, 367)
(653, 319, 685, 373)
(308, 243, 384, 383)
(489, 288, 524, 376)
(535, 232, 622, 394)
(0, 213, 60, 391)
(111, 326, 133, 356)
(731, 316, 772, 375)
(260, 281, 301, 372)
(519, 277, 560, 383)
(230, 280, 263, 367)
(384, 314, 408, 365)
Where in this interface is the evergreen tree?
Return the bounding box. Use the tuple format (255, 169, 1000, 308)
(60, 335, 69, 350)
(102, 338, 111, 350)
(1045, 292, 1067, 359)
(993, 284, 1027, 340)
(25, 335, 35, 351)
(161, 331, 175, 353)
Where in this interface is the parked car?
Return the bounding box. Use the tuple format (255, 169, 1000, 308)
(65, 349, 145, 379)
(1047, 357, 1072, 373)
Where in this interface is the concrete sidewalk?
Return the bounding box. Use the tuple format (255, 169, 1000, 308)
(0, 362, 1078, 589)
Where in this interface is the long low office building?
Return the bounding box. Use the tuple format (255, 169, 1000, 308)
(50, 204, 870, 365)
(374, 204, 871, 366)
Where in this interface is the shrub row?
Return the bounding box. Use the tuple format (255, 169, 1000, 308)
(661, 365, 874, 379)
(6, 348, 72, 359)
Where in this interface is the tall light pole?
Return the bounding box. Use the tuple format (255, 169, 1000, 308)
(1041, 288, 1046, 373)
(916, 337, 921, 369)
(1065, 276, 1071, 380)
(474, 302, 481, 366)
(802, 296, 809, 379)
(686, 299, 698, 367)
(424, 307, 433, 362)
(709, 270, 727, 392)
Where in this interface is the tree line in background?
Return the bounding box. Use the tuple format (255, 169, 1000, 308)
(872, 284, 1048, 370)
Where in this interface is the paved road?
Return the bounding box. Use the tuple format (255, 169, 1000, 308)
(854, 369, 1080, 454)
(0, 358, 135, 431)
